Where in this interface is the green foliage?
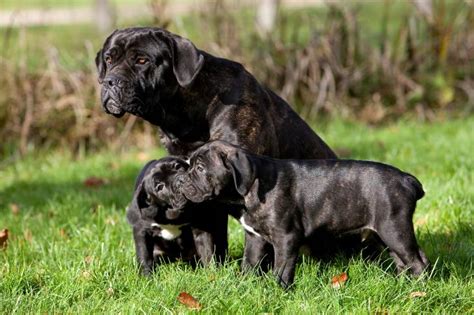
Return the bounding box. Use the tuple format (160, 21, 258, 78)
(1, 1, 473, 154)
(1, 118, 472, 313)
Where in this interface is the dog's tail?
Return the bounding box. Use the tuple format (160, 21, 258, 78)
(404, 174, 425, 201)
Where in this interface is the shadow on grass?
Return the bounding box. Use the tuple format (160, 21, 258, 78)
(0, 166, 142, 214)
(298, 222, 473, 280)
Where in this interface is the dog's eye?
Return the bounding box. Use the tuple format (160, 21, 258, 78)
(196, 165, 205, 173)
(155, 183, 165, 192)
(136, 57, 149, 65)
(105, 56, 112, 65)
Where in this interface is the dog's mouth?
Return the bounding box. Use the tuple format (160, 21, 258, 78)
(183, 184, 215, 203)
(104, 99, 125, 118)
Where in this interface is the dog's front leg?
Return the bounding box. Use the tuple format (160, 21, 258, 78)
(242, 232, 274, 274)
(133, 226, 154, 276)
(192, 228, 215, 265)
(192, 206, 228, 265)
(272, 235, 300, 289)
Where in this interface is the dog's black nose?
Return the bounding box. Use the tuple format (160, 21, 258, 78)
(105, 77, 119, 87)
(104, 75, 127, 88)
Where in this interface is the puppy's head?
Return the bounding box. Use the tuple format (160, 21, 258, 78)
(95, 27, 204, 121)
(179, 141, 256, 203)
(137, 157, 190, 223)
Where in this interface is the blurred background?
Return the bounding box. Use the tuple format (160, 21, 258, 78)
(0, 0, 473, 157)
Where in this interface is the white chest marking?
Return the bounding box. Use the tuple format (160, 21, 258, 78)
(150, 223, 185, 240)
(239, 217, 261, 237)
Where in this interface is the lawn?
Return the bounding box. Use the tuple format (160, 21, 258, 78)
(0, 117, 472, 313)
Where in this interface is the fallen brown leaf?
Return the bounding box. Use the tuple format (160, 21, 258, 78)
(409, 291, 427, 298)
(331, 272, 348, 289)
(0, 229, 9, 249)
(178, 292, 202, 310)
(83, 176, 106, 187)
(10, 203, 20, 215)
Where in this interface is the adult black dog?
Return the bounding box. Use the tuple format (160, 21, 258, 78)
(127, 157, 227, 275)
(179, 141, 429, 288)
(96, 27, 337, 264)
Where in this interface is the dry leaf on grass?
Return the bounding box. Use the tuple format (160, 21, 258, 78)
(10, 203, 20, 215)
(0, 229, 9, 249)
(83, 176, 106, 187)
(409, 291, 427, 298)
(177, 292, 202, 310)
(331, 272, 348, 289)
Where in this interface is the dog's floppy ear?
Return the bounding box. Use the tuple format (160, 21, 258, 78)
(95, 30, 118, 83)
(126, 181, 148, 225)
(135, 181, 149, 209)
(164, 33, 204, 88)
(225, 151, 256, 196)
(95, 49, 105, 83)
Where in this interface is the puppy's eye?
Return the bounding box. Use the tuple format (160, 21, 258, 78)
(136, 57, 149, 65)
(155, 183, 165, 192)
(196, 165, 205, 173)
(105, 56, 112, 65)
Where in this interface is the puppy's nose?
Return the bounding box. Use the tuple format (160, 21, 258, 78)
(176, 176, 185, 186)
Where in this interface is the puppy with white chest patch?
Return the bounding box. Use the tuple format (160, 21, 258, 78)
(127, 157, 226, 275)
(179, 140, 430, 288)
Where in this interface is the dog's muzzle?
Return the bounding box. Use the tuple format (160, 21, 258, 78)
(101, 74, 132, 117)
(104, 98, 125, 117)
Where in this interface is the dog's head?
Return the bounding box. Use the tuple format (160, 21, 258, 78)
(95, 27, 204, 120)
(179, 141, 256, 203)
(136, 157, 190, 223)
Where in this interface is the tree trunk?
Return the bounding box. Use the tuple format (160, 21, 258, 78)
(95, 0, 117, 34)
(256, 0, 280, 36)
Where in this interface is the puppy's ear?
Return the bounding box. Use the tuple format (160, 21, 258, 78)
(161, 32, 204, 88)
(135, 181, 149, 209)
(127, 181, 148, 225)
(226, 151, 256, 196)
(172, 161, 189, 171)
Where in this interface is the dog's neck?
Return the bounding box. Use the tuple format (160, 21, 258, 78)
(156, 53, 241, 143)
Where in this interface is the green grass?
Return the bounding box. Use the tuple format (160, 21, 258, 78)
(1, 117, 473, 313)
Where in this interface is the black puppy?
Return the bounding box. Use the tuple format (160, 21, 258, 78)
(180, 141, 430, 288)
(127, 157, 226, 275)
